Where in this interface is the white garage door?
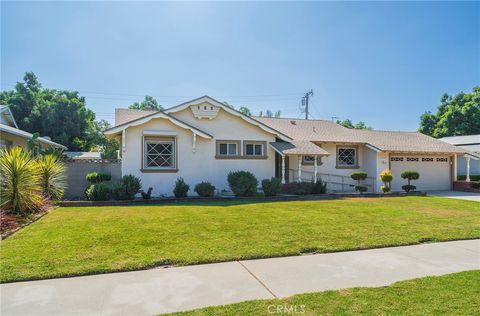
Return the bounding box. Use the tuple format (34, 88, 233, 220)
(390, 156, 451, 191)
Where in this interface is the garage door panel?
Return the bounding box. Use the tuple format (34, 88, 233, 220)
(390, 156, 451, 191)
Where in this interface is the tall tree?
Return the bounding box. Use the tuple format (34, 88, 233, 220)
(0, 72, 96, 151)
(418, 87, 480, 137)
(128, 95, 162, 111)
(336, 119, 372, 130)
(89, 120, 119, 159)
(258, 110, 281, 118)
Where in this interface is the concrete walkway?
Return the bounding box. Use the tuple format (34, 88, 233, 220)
(428, 190, 480, 202)
(2, 239, 479, 316)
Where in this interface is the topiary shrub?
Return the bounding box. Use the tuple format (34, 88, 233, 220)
(194, 181, 216, 197)
(280, 182, 314, 195)
(85, 183, 110, 201)
(86, 172, 111, 183)
(141, 187, 153, 200)
(173, 177, 190, 198)
(401, 170, 420, 192)
(381, 185, 391, 193)
(112, 174, 141, 200)
(261, 177, 281, 196)
(227, 171, 258, 197)
(312, 178, 327, 194)
(351, 172, 368, 193)
(379, 169, 393, 193)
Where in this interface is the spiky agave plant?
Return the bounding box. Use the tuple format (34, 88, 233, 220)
(37, 154, 66, 200)
(0, 147, 44, 215)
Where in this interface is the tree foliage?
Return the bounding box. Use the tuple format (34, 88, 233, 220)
(0, 72, 96, 151)
(238, 106, 252, 116)
(336, 119, 372, 130)
(89, 120, 119, 159)
(259, 110, 281, 118)
(128, 95, 162, 111)
(418, 87, 480, 138)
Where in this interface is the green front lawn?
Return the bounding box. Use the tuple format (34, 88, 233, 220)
(168, 270, 480, 315)
(1, 197, 479, 282)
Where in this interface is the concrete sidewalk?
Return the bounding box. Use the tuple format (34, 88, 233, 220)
(428, 190, 480, 202)
(2, 239, 479, 316)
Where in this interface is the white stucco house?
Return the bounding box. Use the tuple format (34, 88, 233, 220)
(105, 96, 473, 196)
(440, 135, 480, 181)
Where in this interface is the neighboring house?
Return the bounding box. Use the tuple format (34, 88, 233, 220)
(0, 105, 67, 151)
(440, 135, 480, 180)
(64, 151, 102, 160)
(105, 96, 471, 195)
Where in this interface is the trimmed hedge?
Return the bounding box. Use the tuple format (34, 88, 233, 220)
(112, 175, 141, 200)
(262, 178, 282, 197)
(194, 182, 216, 197)
(457, 175, 480, 182)
(85, 183, 110, 201)
(173, 177, 190, 198)
(86, 172, 111, 183)
(227, 171, 258, 197)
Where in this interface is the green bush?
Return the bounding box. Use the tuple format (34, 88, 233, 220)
(312, 179, 327, 194)
(261, 177, 281, 196)
(381, 185, 391, 193)
(457, 175, 480, 181)
(281, 182, 314, 195)
(85, 183, 110, 201)
(141, 187, 153, 200)
(173, 177, 190, 198)
(194, 182, 216, 197)
(351, 172, 368, 181)
(402, 184, 416, 192)
(86, 172, 111, 183)
(112, 175, 141, 200)
(227, 171, 258, 197)
(355, 185, 368, 193)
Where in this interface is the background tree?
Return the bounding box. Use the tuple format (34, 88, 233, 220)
(128, 95, 162, 111)
(238, 106, 252, 116)
(88, 120, 119, 159)
(258, 110, 281, 118)
(336, 119, 372, 130)
(0, 72, 96, 151)
(418, 87, 480, 137)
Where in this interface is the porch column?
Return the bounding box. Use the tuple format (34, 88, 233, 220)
(281, 155, 286, 184)
(466, 157, 471, 182)
(298, 155, 302, 182)
(313, 155, 318, 183)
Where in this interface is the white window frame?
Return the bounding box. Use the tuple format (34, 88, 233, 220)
(245, 143, 264, 156)
(143, 139, 176, 169)
(218, 142, 239, 156)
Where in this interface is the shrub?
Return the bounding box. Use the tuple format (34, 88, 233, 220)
(37, 154, 66, 200)
(381, 185, 391, 193)
(112, 175, 141, 200)
(85, 183, 110, 201)
(227, 171, 258, 197)
(458, 175, 480, 181)
(401, 170, 420, 192)
(312, 178, 327, 194)
(402, 184, 416, 193)
(355, 185, 368, 193)
(281, 182, 314, 195)
(173, 177, 190, 198)
(86, 172, 111, 183)
(141, 187, 153, 200)
(0, 147, 43, 215)
(261, 178, 281, 196)
(194, 182, 216, 197)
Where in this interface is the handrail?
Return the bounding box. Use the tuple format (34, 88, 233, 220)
(288, 169, 376, 192)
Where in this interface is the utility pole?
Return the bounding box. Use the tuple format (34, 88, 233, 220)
(302, 89, 314, 120)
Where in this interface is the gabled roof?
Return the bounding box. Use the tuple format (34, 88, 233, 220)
(0, 123, 67, 149)
(256, 117, 466, 155)
(165, 96, 292, 142)
(270, 141, 330, 156)
(104, 110, 213, 139)
(0, 105, 18, 128)
(115, 108, 157, 126)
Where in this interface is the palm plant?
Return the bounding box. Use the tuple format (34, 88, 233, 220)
(0, 147, 44, 215)
(37, 154, 66, 200)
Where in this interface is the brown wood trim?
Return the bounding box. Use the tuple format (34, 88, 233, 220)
(141, 168, 179, 173)
(243, 140, 267, 158)
(216, 140, 241, 157)
(142, 135, 178, 170)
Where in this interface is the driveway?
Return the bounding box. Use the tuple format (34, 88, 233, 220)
(428, 190, 480, 202)
(1, 239, 479, 316)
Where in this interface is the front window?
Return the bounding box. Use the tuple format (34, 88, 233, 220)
(219, 142, 238, 156)
(144, 140, 175, 169)
(337, 147, 357, 167)
(245, 143, 263, 156)
(302, 155, 321, 165)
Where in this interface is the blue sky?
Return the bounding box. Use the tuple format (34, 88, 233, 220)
(1, 1, 479, 130)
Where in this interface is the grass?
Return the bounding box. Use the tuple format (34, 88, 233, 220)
(167, 270, 480, 315)
(1, 196, 479, 283)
